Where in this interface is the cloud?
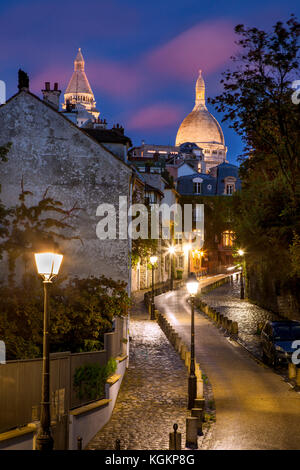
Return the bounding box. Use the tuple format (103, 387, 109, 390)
(87, 19, 238, 99)
(30, 65, 71, 95)
(8, 12, 237, 108)
(144, 19, 237, 80)
(126, 103, 184, 131)
(87, 60, 143, 97)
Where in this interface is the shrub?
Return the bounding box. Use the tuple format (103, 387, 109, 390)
(176, 269, 183, 279)
(73, 358, 117, 401)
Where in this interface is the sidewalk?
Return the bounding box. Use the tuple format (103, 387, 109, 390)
(86, 291, 188, 450)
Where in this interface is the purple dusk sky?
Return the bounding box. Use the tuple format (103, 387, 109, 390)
(1, 0, 299, 164)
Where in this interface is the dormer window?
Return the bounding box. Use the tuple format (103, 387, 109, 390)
(226, 184, 234, 195)
(223, 176, 237, 195)
(193, 177, 203, 194)
(193, 182, 202, 194)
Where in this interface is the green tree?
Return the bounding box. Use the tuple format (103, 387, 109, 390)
(209, 15, 300, 198)
(209, 16, 300, 309)
(0, 274, 130, 360)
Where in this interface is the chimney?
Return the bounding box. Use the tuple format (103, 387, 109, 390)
(18, 69, 29, 91)
(41, 81, 61, 110)
(93, 117, 107, 129)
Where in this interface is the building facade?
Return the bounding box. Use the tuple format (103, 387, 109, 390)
(0, 84, 133, 289)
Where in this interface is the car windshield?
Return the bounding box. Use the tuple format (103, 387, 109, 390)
(273, 325, 300, 341)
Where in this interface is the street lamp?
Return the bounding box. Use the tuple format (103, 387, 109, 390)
(34, 252, 63, 451)
(238, 249, 245, 299)
(150, 255, 158, 320)
(186, 272, 199, 409)
(168, 245, 175, 290)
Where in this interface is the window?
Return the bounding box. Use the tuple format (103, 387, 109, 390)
(226, 184, 234, 195)
(145, 191, 157, 204)
(193, 182, 202, 194)
(224, 177, 236, 195)
(222, 230, 234, 247)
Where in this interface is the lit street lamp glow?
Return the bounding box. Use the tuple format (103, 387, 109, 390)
(238, 249, 245, 257)
(35, 252, 63, 281)
(150, 255, 158, 265)
(168, 246, 176, 255)
(186, 275, 199, 296)
(34, 251, 63, 451)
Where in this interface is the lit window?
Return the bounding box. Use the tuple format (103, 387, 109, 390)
(222, 231, 235, 247)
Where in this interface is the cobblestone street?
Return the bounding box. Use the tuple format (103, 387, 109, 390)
(202, 277, 280, 357)
(86, 292, 189, 450)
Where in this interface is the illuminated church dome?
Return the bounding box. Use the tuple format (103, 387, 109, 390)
(62, 48, 99, 125)
(175, 71, 227, 171)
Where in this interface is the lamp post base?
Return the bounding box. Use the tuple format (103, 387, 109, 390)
(240, 285, 245, 299)
(150, 302, 155, 320)
(188, 374, 197, 410)
(36, 430, 54, 451)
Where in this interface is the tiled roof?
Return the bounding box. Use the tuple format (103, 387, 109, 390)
(84, 128, 132, 146)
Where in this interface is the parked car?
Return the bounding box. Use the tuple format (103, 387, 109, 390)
(261, 320, 300, 368)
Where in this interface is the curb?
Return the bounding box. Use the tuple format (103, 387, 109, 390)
(152, 306, 216, 449)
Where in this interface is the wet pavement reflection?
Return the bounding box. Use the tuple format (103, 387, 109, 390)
(201, 276, 280, 357)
